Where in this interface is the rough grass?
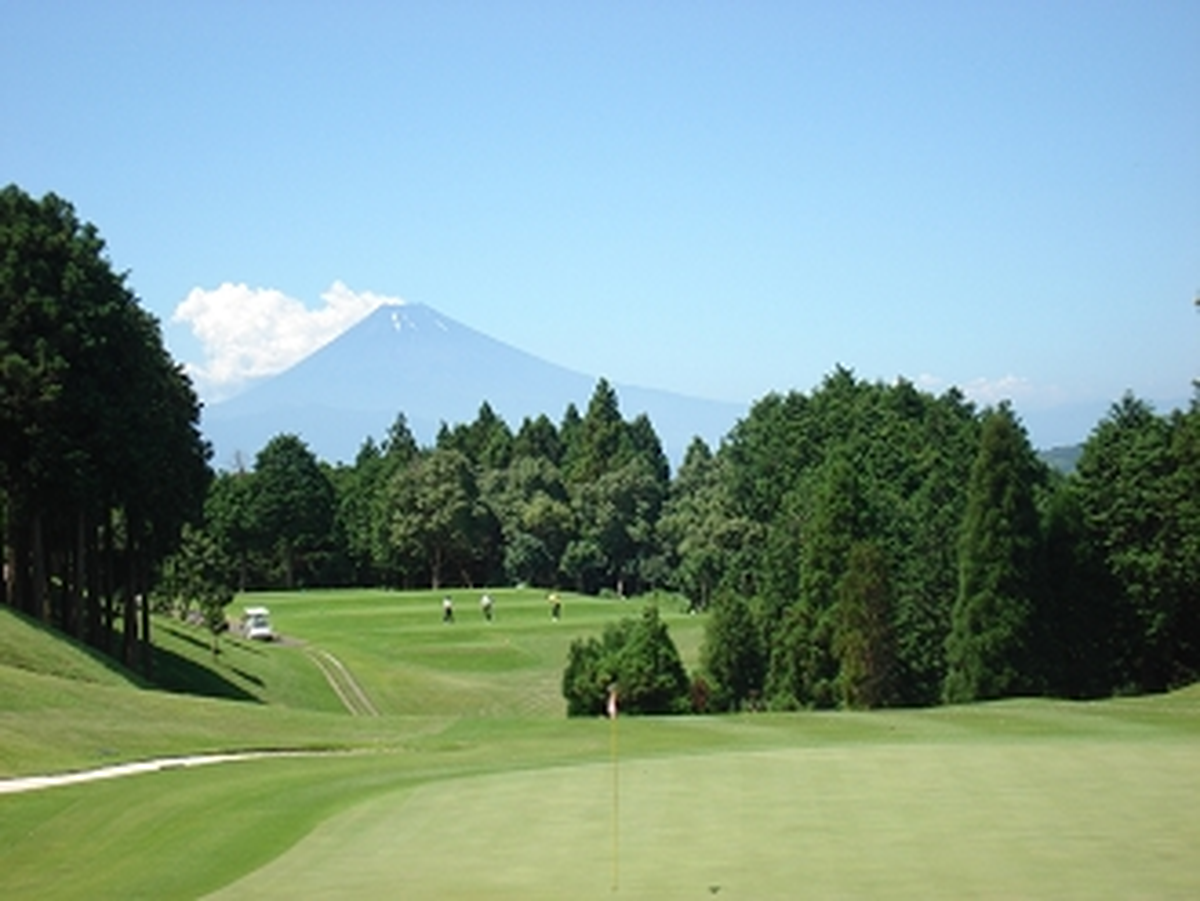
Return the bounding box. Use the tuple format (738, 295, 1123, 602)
(2, 594, 1199, 899)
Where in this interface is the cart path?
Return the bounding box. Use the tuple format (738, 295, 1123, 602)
(0, 751, 319, 796)
(302, 646, 380, 717)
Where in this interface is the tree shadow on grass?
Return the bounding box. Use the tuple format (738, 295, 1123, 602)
(148, 640, 261, 702)
(150, 623, 260, 702)
(157, 622, 211, 651)
(229, 665, 265, 687)
(162, 622, 271, 657)
(2, 606, 259, 703)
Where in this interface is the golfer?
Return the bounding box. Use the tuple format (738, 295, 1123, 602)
(481, 593, 494, 621)
(548, 592, 561, 621)
(442, 596, 454, 624)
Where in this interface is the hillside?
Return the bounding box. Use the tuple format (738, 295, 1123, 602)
(1039, 443, 1083, 474)
(0, 607, 144, 690)
(0, 606, 407, 779)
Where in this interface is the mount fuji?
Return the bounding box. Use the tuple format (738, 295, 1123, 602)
(200, 303, 746, 469)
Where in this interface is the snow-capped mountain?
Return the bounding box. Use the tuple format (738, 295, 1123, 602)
(201, 302, 746, 469)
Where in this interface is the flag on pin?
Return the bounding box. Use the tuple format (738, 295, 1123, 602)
(607, 685, 619, 719)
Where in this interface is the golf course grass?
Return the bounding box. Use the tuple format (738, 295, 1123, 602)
(2, 590, 1199, 898)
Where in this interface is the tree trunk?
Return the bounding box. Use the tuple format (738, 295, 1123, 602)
(430, 545, 442, 591)
(85, 514, 102, 648)
(3, 503, 24, 610)
(121, 517, 138, 667)
(121, 579, 137, 668)
(101, 516, 116, 655)
(283, 541, 295, 590)
(4, 495, 37, 615)
(66, 509, 86, 638)
(138, 545, 152, 677)
(1, 541, 10, 609)
(31, 509, 48, 622)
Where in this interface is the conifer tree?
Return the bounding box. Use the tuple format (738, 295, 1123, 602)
(944, 405, 1044, 702)
(701, 592, 765, 710)
(564, 379, 629, 483)
(834, 541, 896, 708)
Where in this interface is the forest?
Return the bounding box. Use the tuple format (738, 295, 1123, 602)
(3, 184, 1198, 709)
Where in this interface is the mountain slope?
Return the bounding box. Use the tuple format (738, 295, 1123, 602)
(202, 303, 745, 467)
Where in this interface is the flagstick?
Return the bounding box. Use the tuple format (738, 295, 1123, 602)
(610, 689, 620, 893)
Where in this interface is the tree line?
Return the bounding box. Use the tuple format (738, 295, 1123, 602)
(189, 366, 1200, 711)
(198, 378, 673, 598)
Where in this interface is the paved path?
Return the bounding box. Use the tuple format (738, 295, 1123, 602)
(0, 751, 302, 796)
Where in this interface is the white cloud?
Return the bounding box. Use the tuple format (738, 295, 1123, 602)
(961, 374, 1037, 406)
(912, 373, 1067, 409)
(173, 280, 401, 400)
(913, 373, 946, 393)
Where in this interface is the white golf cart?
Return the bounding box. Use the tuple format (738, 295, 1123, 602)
(243, 606, 275, 641)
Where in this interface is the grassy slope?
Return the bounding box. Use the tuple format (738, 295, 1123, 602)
(2, 594, 1199, 899)
(0, 605, 435, 778)
(0, 606, 145, 690)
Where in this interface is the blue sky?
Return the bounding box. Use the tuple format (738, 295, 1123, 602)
(4, 1, 1197, 446)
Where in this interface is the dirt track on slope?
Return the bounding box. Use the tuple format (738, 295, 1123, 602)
(301, 645, 380, 716)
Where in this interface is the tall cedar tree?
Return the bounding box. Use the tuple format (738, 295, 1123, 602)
(564, 379, 630, 484)
(1038, 476, 1123, 698)
(944, 405, 1044, 702)
(700, 591, 765, 710)
(834, 541, 897, 708)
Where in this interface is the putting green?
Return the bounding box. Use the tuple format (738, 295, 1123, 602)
(207, 733, 1200, 899)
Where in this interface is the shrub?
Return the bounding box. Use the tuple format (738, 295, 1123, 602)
(562, 605, 690, 716)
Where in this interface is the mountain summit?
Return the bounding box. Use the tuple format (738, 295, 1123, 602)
(201, 302, 745, 468)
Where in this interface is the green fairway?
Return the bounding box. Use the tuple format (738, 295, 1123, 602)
(3, 593, 1200, 899)
(234, 588, 703, 717)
